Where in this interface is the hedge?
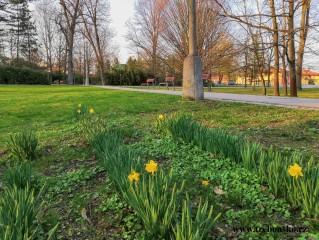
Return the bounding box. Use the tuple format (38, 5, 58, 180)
(0, 65, 50, 85)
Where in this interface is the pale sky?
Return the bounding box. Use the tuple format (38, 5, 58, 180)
(109, 0, 136, 63)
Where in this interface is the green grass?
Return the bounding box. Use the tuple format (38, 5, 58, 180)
(1, 85, 319, 239)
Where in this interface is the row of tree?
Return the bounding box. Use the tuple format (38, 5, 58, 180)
(0, 0, 117, 85)
(216, 0, 315, 96)
(0, 0, 38, 65)
(127, 0, 319, 97)
(0, 0, 318, 97)
(126, 0, 238, 84)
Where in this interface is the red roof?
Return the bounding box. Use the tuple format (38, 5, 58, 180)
(302, 69, 319, 76)
(266, 67, 319, 76)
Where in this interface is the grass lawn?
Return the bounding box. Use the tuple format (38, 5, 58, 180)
(1, 85, 319, 239)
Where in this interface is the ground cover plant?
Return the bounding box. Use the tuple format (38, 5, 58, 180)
(1, 85, 319, 239)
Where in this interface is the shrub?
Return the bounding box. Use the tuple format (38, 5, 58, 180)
(7, 131, 38, 162)
(0, 65, 50, 85)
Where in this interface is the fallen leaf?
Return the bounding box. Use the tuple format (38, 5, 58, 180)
(81, 208, 92, 225)
(214, 187, 226, 195)
(269, 193, 275, 200)
(261, 185, 267, 191)
(210, 153, 215, 158)
(216, 227, 225, 234)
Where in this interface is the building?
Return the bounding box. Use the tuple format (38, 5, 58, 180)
(211, 68, 319, 86)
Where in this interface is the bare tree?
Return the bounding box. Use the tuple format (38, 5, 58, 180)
(35, 0, 58, 77)
(81, 0, 113, 85)
(214, 0, 282, 95)
(162, 0, 235, 77)
(57, 0, 82, 85)
(126, 0, 168, 82)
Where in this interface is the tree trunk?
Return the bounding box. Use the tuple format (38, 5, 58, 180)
(296, 0, 311, 90)
(152, 35, 158, 83)
(67, 52, 74, 84)
(59, 0, 81, 85)
(270, 0, 280, 96)
(99, 61, 105, 85)
(288, 0, 297, 97)
(281, 53, 288, 96)
(261, 76, 266, 95)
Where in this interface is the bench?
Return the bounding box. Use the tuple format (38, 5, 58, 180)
(141, 78, 155, 89)
(53, 80, 64, 84)
(158, 76, 175, 90)
(202, 73, 212, 91)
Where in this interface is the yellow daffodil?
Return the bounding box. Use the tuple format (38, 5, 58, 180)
(202, 180, 209, 186)
(158, 114, 164, 120)
(89, 108, 94, 114)
(288, 163, 303, 179)
(78, 104, 82, 107)
(128, 170, 140, 182)
(77, 109, 81, 114)
(145, 160, 158, 174)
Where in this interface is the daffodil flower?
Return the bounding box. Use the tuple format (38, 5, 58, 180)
(288, 163, 303, 179)
(202, 180, 209, 186)
(128, 170, 140, 182)
(145, 160, 158, 174)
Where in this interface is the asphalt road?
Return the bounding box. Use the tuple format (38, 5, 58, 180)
(96, 85, 319, 111)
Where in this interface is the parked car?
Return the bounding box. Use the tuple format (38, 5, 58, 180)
(228, 80, 236, 85)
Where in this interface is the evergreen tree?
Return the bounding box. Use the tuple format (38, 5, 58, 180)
(0, 1, 8, 62)
(7, 0, 38, 66)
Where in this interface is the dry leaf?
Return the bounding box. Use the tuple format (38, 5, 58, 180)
(210, 153, 215, 158)
(261, 185, 267, 191)
(81, 208, 92, 225)
(214, 187, 226, 195)
(216, 227, 225, 234)
(269, 193, 275, 200)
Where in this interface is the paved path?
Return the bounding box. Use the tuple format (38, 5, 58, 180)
(96, 86, 319, 110)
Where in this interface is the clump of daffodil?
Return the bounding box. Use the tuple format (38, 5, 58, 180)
(77, 109, 81, 114)
(89, 108, 94, 114)
(158, 114, 164, 120)
(128, 169, 140, 182)
(288, 163, 303, 179)
(202, 180, 209, 186)
(145, 160, 158, 174)
(78, 103, 82, 107)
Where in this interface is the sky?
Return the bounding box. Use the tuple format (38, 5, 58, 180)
(109, 0, 136, 63)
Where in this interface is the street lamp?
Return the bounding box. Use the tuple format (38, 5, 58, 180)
(84, 42, 89, 86)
